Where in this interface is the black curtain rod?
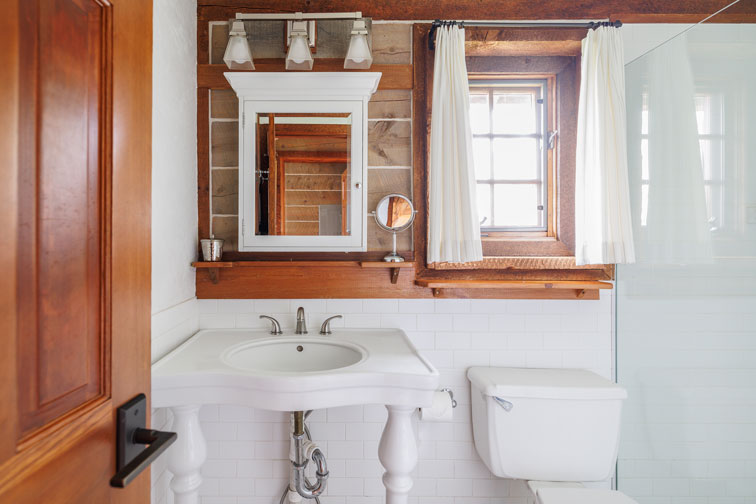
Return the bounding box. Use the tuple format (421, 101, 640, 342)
(428, 19, 623, 50)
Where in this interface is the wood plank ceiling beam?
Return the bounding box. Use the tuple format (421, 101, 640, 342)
(197, 0, 756, 22)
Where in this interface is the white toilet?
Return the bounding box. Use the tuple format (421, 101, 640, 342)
(467, 367, 638, 504)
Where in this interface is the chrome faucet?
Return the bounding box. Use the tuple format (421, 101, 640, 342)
(259, 315, 283, 335)
(319, 315, 343, 335)
(295, 307, 307, 335)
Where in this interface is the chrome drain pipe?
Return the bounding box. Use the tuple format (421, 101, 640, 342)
(292, 432, 328, 499)
(281, 411, 328, 502)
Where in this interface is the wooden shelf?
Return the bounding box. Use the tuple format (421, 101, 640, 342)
(192, 261, 358, 268)
(192, 261, 611, 299)
(359, 261, 415, 284)
(192, 260, 416, 285)
(415, 279, 613, 299)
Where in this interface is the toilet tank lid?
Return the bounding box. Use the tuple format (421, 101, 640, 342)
(467, 367, 628, 400)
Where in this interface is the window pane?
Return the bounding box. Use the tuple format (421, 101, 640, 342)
(641, 138, 649, 181)
(469, 93, 490, 134)
(492, 92, 536, 134)
(473, 138, 491, 180)
(695, 95, 711, 134)
(493, 138, 539, 180)
(695, 93, 723, 135)
(698, 138, 723, 182)
(477, 184, 492, 228)
(493, 184, 540, 227)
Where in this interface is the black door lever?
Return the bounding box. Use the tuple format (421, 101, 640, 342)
(110, 394, 177, 488)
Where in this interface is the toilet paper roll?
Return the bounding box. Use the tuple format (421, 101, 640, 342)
(420, 390, 455, 422)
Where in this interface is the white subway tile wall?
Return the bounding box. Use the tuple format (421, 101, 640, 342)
(617, 288, 756, 504)
(151, 292, 615, 504)
(152, 297, 200, 504)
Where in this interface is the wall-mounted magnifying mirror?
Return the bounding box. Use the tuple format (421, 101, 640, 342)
(372, 194, 415, 262)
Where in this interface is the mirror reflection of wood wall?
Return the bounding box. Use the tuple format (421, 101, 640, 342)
(256, 113, 351, 236)
(377, 195, 413, 230)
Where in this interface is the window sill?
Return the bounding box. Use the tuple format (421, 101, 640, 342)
(415, 278, 613, 299)
(428, 256, 601, 270)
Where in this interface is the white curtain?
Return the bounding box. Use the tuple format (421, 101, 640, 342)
(575, 26, 635, 265)
(642, 34, 712, 264)
(428, 25, 483, 264)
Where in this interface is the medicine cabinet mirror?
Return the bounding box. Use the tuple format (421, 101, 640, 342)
(225, 72, 382, 252)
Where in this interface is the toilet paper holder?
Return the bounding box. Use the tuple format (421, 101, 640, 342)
(441, 388, 457, 408)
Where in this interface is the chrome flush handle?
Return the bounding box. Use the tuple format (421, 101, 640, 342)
(319, 315, 343, 335)
(493, 396, 514, 412)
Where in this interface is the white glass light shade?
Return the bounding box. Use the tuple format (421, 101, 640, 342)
(286, 21, 314, 70)
(344, 20, 372, 69)
(223, 21, 254, 70)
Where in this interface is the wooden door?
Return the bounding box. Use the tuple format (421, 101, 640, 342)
(0, 0, 152, 502)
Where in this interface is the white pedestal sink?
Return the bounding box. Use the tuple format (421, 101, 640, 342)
(152, 328, 439, 504)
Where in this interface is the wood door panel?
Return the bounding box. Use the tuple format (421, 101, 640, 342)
(0, 404, 113, 502)
(17, 0, 107, 435)
(2, 0, 151, 500)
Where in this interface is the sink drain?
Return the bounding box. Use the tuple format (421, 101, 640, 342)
(296, 345, 304, 352)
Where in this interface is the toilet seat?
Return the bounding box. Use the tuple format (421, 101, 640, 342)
(528, 481, 639, 504)
(535, 488, 639, 504)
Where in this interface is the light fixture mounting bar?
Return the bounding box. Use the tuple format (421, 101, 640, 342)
(236, 11, 362, 21)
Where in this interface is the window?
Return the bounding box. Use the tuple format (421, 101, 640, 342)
(469, 79, 551, 233)
(445, 57, 579, 262)
(640, 91, 726, 231)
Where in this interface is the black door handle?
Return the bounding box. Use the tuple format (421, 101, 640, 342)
(110, 394, 177, 488)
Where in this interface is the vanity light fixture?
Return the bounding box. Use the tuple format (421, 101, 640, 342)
(285, 20, 314, 71)
(344, 19, 372, 69)
(223, 21, 254, 70)
(232, 12, 368, 71)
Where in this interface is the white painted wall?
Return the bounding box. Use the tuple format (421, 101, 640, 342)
(152, 0, 199, 502)
(192, 294, 614, 504)
(151, 0, 199, 362)
(151, 0, 199, 334)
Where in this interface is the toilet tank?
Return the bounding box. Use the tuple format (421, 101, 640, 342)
(468, 367, 627, 482)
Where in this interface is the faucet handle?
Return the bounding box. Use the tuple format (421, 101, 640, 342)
(259, 315, 283, 335)
(319, 315, 343, 335)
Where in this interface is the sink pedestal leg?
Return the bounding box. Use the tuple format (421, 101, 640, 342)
(167, 405, 207, 504)
(378, 405, 417, 504)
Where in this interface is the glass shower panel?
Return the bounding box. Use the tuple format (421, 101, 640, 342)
(618, 4, 756, 502)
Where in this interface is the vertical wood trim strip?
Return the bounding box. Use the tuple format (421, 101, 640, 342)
(198, 89, 211, 242)
(198, 12, 209, 65)
(110, 0, 153, 500)
(0, 0, 20, 465)
(413, 24, 430, 270)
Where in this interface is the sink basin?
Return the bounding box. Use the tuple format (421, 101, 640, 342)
(153, 328, 439, 411)
(222, 337, 366, 373)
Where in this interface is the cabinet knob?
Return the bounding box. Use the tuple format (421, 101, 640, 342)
(355, 182, 362, 189)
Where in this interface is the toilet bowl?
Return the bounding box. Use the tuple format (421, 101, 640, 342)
(467, 367, 638, 504)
